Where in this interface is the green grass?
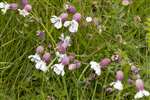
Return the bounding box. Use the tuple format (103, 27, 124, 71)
(0, 0, 150, 99)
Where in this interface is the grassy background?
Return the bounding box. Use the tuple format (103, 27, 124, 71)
(0, 0, 150, 99)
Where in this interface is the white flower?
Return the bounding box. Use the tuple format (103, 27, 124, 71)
(28, 53, 41, 63)
(90, 61, 101, 76)
(18, 9, 29, 17)
(110, 80, 123, 91)
(56, 52, 67, 62)
(28, 54, 48, 72)
(64, 20, 79, 33)
(0, 2, 10, 14)
(35, 61, 48, 72)
(134, 90, 150, 99)
(50, 16, 62, 29)
(86, 17, 92, 22)
(51, 63, 65, 76)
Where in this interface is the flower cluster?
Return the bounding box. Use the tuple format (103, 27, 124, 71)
(0, 0, 32, 17)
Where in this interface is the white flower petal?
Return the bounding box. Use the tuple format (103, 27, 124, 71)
(28, 54, 41, 63)
(35, 61, 48, 72)
(0, 2, 5, 8)
(54, 20, 62, 29)
(52, 63, 65, 76)
(50, 16, 58, 23)
(64, 21, 71, 27)
(142, 90, 150, 96)
(69, 20, 78, 33)
(113, 81, 123, 91)
(18, 9, 29, 17)
(90, 61, 101, 76)
(86, 17, 92, 22)
(134, 91, 144, 99)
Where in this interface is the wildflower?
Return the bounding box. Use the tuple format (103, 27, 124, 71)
(64, 13, 81, 33)
(122, 0, 130, 6)
(86, 17, 92, 23)
(64, 4, 76, 14)
(18, 4, 32, 17)
(110, 70, 124, 91)
(0, 2, 10, 14)
(111, 54, 121, 63)
(131, 65, 140, 74)
(9, 3, 18, 10)
(36, 46, 44, 54)
(68, 60, 81, 71)
(90, 61, 101, 76)
(51, 63, 65, 76)
(36, 31, 45, 39)
(22, 0, 28, 7)
(42, 52, 51, 63)
(61, 55, 70, 65)
(55, 51, 67, 62)
(28, 53, 48, 72)
(100, 58, 111, 69)
(57, 34, 71, 53)
(134, 79, 150, 99)
(50, 13, 68, 29)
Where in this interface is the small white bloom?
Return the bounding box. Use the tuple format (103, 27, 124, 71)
(50, 16, 62, 29)
(64, 20, 79, 33)
(110, 80, 123, 91)
(18, 9, 29, 17)
(56, 52, 67, 62)
(0, 2, 10, 14)
(51, 63, 65, 76)
(134, 90, 150, 99)
(28, 53, 41, 63)
(35, 61, 48, 72)
(86, 17, 92, 23)
(90, 61, 101, 76)
(28, 54, 48, 72)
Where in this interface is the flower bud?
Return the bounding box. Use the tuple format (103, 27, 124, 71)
(122, 0, 130, 6)
(135, 79, 144, 91)
(131, 65, 139, 74)
(116, 70, 124, 81)
(59, 13, 68, 22)
(36, 46, 44, 54)
(65, 5, 76, 14)
(9, 3, 18, 10)
(74, 60, 81, 68)
(42, 52, 51, 63)
(37, 31, 45, 39)
(68, 64, 76, 71)
(100, 58, 111, 69)
(61, 56, 70, 65)
(111, 54, 121, 63)
(22, 0, 28, 7)
(73, 13, 81, 22)
(24, 4, 32, 12)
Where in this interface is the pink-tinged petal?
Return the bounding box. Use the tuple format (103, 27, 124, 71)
(24, 4, 32, 12)
(136, 79, 144, 91)
(116, 70, 124, 81)
(9, 3, 18, 10)
(73, 13, 81, 22)
(59, 13, 68, 22)
(36, 46, 44, 54)
(42, 52, 51, 63)
(100, 58, 111, 69)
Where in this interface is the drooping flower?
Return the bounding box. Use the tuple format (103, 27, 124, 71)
(18, 4, 32, 17)
(60, 55, 70, 65)
(64, 4, 76, 14)
(57, 34, 71, 53)
(28, 53, 48, 72)
(68, 60, 81, 71)
(50, 13, 68, 29)
(51, 63, 65, 76)
(90, 61, 101, 76)
(134, 79, 150, 99)
(110, 70, 124, 91)
(64, 13, 81, 33)
(100, 58, 111, 69)
(22, 0, 29, 7)
(36, 45, 44, 54)
(42, 52, 51, 63)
